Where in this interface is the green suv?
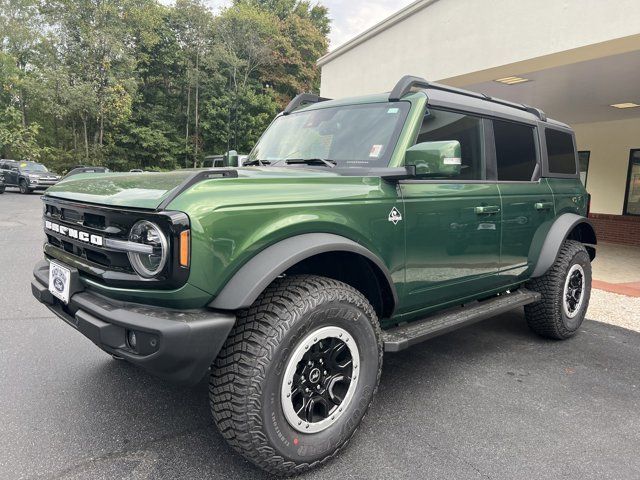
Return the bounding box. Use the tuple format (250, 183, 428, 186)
(31, 76, 596, 476)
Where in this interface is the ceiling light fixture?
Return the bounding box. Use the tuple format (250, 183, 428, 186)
(494, 76, 530, 85)
(610, 102, 640, 109)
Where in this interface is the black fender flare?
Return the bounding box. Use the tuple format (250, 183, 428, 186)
(531, 213, 597, 278)
(208, 233, 398, 311)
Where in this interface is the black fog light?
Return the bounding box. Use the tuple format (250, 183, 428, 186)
(127, 330, 137, 350)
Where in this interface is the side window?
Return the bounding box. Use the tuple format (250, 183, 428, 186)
(416, 109, 485, 180)
(493, 119, 538, 181)
(545, 128, 577, 174)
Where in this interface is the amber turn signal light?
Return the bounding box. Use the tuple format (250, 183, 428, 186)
(179, 230, 190, 267)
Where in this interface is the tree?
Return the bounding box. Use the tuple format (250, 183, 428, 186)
(0, 0, 330, 171)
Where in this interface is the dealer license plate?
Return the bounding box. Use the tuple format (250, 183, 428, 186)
(49, 261, 71, 304)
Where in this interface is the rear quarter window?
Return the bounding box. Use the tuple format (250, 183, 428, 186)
(493, 119, 538, 181)
(545, 128, 577, 175)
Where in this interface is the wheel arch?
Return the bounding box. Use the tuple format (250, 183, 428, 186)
(208, 233, 398, 317)
(531, 213, 597, 278)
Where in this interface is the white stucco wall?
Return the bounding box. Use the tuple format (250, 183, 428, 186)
(573, 118, 640, 215)
(319, 0, 640, 98)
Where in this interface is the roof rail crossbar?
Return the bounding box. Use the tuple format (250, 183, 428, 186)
(389, 75, 547, 121)
(427, 81, 488, 100)
(283, 93, 331, 115)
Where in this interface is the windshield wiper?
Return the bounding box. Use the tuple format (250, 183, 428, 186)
(283, 158, 337, 168)
(243, 159, 271, 166)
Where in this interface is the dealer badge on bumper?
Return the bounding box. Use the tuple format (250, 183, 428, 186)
(49, 261, 71, 304)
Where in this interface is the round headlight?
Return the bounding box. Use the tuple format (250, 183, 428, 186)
(127, 220, 168, 278)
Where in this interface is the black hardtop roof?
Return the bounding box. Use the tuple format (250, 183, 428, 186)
(284, 75, 571, 130)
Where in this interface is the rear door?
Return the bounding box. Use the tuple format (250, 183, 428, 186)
(490, 119, 556, 283)
(398, 108, 502, 315)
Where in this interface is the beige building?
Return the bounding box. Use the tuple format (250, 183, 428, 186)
(318, 0, 640, 245)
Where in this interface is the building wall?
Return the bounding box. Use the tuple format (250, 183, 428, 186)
(573, 117, 640, 246)
(319, 0, 640, 98)
(573, 117, 640, 215)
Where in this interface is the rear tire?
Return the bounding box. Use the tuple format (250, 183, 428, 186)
(525, 240, 591, 339)
(210, 275, 383, 476)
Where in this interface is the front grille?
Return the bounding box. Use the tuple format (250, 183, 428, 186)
(42, 197, 190, 289)
(45, 202, 133, 271)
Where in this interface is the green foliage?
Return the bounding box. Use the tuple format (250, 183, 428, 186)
(0, 105, 42, 160)
(0, 0, 330, 171)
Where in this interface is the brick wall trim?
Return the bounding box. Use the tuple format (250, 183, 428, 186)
(588, 213, 640, 246)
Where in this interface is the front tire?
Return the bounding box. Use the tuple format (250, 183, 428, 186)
(210, 275, 383, 476)
(525, 240, 592, 339)
(19, 180, 32, 194)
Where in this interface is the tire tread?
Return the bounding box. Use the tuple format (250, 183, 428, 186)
(210, 274, 382, 476)
(525, 240, 591, 339)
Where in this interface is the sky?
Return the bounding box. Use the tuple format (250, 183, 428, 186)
(203, 0, 416, 50)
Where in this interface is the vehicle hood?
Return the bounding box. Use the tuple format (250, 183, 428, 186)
(24, 171, 60, 179)
(43, 168, 344, 210)
(44, 171, 196, 209)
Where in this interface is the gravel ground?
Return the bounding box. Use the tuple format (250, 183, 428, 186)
(588, 289, 640, 332)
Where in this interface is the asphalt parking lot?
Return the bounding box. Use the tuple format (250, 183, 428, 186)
(1, 191, 640, 480)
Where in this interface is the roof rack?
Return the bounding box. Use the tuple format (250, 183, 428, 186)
(388, 75, 547, 121)
(283, 93, 331, 115)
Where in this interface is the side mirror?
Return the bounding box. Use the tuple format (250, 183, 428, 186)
(405, 140, 462, 177)
(224, 150, 239, 167)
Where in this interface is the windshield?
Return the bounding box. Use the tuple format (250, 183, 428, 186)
(249, 102, 410, 168)
(19, 162, 48, 172)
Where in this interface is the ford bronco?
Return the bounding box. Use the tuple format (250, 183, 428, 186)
(31, 76, 596, 476)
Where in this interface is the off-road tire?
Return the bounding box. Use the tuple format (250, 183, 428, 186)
(18, 180, 32, 194)
(525, 240, 591, 339)
(0, 186, 4, 194)
(210, 275, 383, 476)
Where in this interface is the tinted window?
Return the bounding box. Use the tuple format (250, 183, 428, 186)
(493, 120, 537, 181)
(416, 109, 485, 180)
(546, 128, 576, 174)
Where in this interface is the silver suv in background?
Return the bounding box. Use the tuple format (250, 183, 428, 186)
(0, 160, 60, 194)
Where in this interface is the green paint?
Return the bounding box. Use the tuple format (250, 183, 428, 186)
(41, 91, 590, 323)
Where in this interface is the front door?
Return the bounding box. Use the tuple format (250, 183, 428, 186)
(398, 109, 502, 315)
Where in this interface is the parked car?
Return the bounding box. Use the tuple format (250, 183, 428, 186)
(0, 159, 60, 193)
(202, 155, 224, 168)
(63, 166, 110, 179)
(31, 75, 596, 476)
(203, 153, 248, 168)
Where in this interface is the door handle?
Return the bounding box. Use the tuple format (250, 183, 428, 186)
(474, 205, 501, 215)
(534, 202, 553, 211)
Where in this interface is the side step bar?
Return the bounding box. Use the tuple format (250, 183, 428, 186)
(382, 289, 541, 352)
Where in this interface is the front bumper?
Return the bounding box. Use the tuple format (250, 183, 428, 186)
(31, 260, 235, 385)
(29, 181, 58, 189)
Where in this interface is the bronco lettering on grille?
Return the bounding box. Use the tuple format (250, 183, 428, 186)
(45, 220, 104, 247)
